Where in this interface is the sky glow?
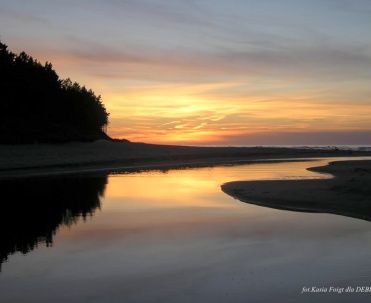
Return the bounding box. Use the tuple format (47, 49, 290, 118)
(1, 0, 371, 145)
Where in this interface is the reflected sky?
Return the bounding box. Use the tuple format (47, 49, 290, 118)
(1, 158, 371, 303)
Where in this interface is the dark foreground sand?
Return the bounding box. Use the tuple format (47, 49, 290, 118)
(222, 160, 371, 221)
(1, 140, 370, 178)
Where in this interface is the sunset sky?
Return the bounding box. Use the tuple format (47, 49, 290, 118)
(1, 0, 371, 145)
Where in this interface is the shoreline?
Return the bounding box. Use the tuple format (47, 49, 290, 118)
(1, 140, 371, 179)
(221, 159, 371, 222)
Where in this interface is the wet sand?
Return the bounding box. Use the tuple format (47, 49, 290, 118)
(222, 160, 371, 221)
(1, 140, 370, 178)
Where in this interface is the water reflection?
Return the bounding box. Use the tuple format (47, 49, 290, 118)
(2, 159, 371, 303)
(0, 176, 107, 270)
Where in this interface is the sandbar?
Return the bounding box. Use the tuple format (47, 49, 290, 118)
(222, 160, 371, 221)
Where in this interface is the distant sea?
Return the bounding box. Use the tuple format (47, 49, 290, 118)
(196, 145, 371, 151)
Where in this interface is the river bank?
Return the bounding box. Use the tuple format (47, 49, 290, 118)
(1, 140, 371, 178)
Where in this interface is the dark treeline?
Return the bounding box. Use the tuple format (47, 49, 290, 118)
(0, 176, 107, 271)
(0, 40, 110, 143)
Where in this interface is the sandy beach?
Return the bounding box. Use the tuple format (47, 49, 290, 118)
(222, 159, 371, 221)
(1, 140, 371, 220)
(1, 140, 370, 178)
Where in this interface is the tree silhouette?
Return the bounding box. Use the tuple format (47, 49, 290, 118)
(0, 40, 110, 143)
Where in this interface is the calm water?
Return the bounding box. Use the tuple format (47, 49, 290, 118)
(1, 158, 371, 303)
